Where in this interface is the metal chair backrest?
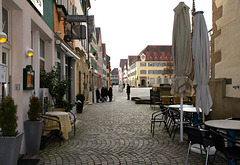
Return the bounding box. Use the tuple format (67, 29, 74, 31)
(185, 126, 204, 145)
(210, 129, 226, 154)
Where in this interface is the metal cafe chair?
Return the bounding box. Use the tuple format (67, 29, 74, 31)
(210, 129, 240, 165)
(168, 108, 191, 140)
(150, 106, 171, 137)
(185, 125, 215, 165)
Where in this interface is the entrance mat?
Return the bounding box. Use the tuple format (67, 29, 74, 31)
(17, 159, 40, 165)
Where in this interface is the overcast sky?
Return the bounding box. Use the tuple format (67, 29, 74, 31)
(89, 0, 212, 69)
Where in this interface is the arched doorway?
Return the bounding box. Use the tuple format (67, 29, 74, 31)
(141, 79, 146, 87)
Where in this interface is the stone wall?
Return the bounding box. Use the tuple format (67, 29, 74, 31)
(208, 78, 240, 119)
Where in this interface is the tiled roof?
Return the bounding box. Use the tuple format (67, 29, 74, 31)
(139, 45, 172, 61)
(111, 68, 118, 75)
(102, 43, 106, 58)
(128, 56, 137, 66)
(96, 27, 101, 43)
(119, 59, 128, 70)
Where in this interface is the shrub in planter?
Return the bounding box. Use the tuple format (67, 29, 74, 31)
(24, 96, 43, 155)
(76, 94, 85, 113)
(28, 96, 42, 121)
(0, 96, 23, 165)
(0, 96, 18, 136)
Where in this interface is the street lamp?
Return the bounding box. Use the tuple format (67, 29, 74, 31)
(0, 32, 7, 44)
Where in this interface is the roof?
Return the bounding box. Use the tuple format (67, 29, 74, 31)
(128, 56, 137, 66)
(119, 59, 128, 71)
(102, 43, 106, 58)
(96, 27, 101, 44)
(139, 45, 172, 61)
(111, 68, 118, 75)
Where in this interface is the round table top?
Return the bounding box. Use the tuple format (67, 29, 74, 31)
(46, 111, 68, 116)
(168, 104, 194, 108)
(205, 120, 240, 130)
(167, 105, 202, 113)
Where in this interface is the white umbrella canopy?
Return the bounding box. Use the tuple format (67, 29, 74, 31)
(171, 2, 195, 97)
(192, 11, 213, 118)
(171, 2, 194, 142)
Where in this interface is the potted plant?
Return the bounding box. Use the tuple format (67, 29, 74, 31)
(76, 94, 85, 113)
(24, 96, 43, 156)
(0, 96, 23, 165)
(40, 67, 70, 109)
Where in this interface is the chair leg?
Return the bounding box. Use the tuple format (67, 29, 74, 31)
(185, 141, 192, 165)
(152, 122, 155, 137)
(205, 146, 210, 165)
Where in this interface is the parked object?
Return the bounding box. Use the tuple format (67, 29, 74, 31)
(0, 96, 23, 165)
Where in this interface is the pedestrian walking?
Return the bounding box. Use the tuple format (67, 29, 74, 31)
(101, 87, 105, 102)
(126, 84, 130, 100)
(108, 86, 113, 102)
(96, 88, 100, 103)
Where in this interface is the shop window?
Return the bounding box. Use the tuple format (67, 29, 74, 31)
(150, 78, 155, 84)
(157, 78, 162, 84)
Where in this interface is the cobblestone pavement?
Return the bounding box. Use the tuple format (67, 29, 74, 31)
(36, 86, 226, 165)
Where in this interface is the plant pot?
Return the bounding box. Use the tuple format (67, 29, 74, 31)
(0, 132, 24, 165)
(77, 104, 83, 113)
(24, 120, 43, 156)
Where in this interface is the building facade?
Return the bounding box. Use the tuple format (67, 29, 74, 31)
(209, 0, 240, 119)
(129, 45, 173, 88)
(111, 68, 119, 85)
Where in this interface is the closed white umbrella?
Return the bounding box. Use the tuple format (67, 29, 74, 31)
(171, 2, 194, 142)
(192, 11, 213, 122)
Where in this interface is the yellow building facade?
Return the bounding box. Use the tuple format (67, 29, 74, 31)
(129, 45, 173, 88)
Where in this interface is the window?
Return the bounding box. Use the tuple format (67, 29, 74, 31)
(2, 8, 8, 40)
(40, 39, 45, 58)
(150, 78, 155, 84)
(140, 62, 146, 67)
(164, 78, 169, 84)
(157, 78, 162, 84)
(2, 52, 6, 65)
(148, 62, 153, 66)
(40, 39, 45, 87)
(140, 70, 146, 74)
(157, 63, 160, 67)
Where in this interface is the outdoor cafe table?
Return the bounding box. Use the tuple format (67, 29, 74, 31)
(167, 104, 202, 125)
(45, 111, 72, 140)
(205, 120, 240, 146)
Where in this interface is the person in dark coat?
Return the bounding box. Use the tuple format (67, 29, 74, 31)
(126, 84, 130, 100)
(104, 86, 108, 102)
(96, 88, 100, 103)
(101, 87, 105, 102)
(108, 86, 113, 102)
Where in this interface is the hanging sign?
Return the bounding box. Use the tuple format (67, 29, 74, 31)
(66, 15, 87, 22)
(23, 65, 35, 90)
(30, 0, 43, 15)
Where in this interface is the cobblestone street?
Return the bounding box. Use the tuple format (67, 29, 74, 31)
(36, 86, 225, 165)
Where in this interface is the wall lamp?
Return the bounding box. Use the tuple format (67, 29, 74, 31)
(26, 48, 34, 57)
(0, 32, 7, 44)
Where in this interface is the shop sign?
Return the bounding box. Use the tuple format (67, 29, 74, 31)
(66, 15, 87, 22)
(30, 0, 43, 15)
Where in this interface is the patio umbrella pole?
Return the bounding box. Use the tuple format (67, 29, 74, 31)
(180, 93, 183, 142)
